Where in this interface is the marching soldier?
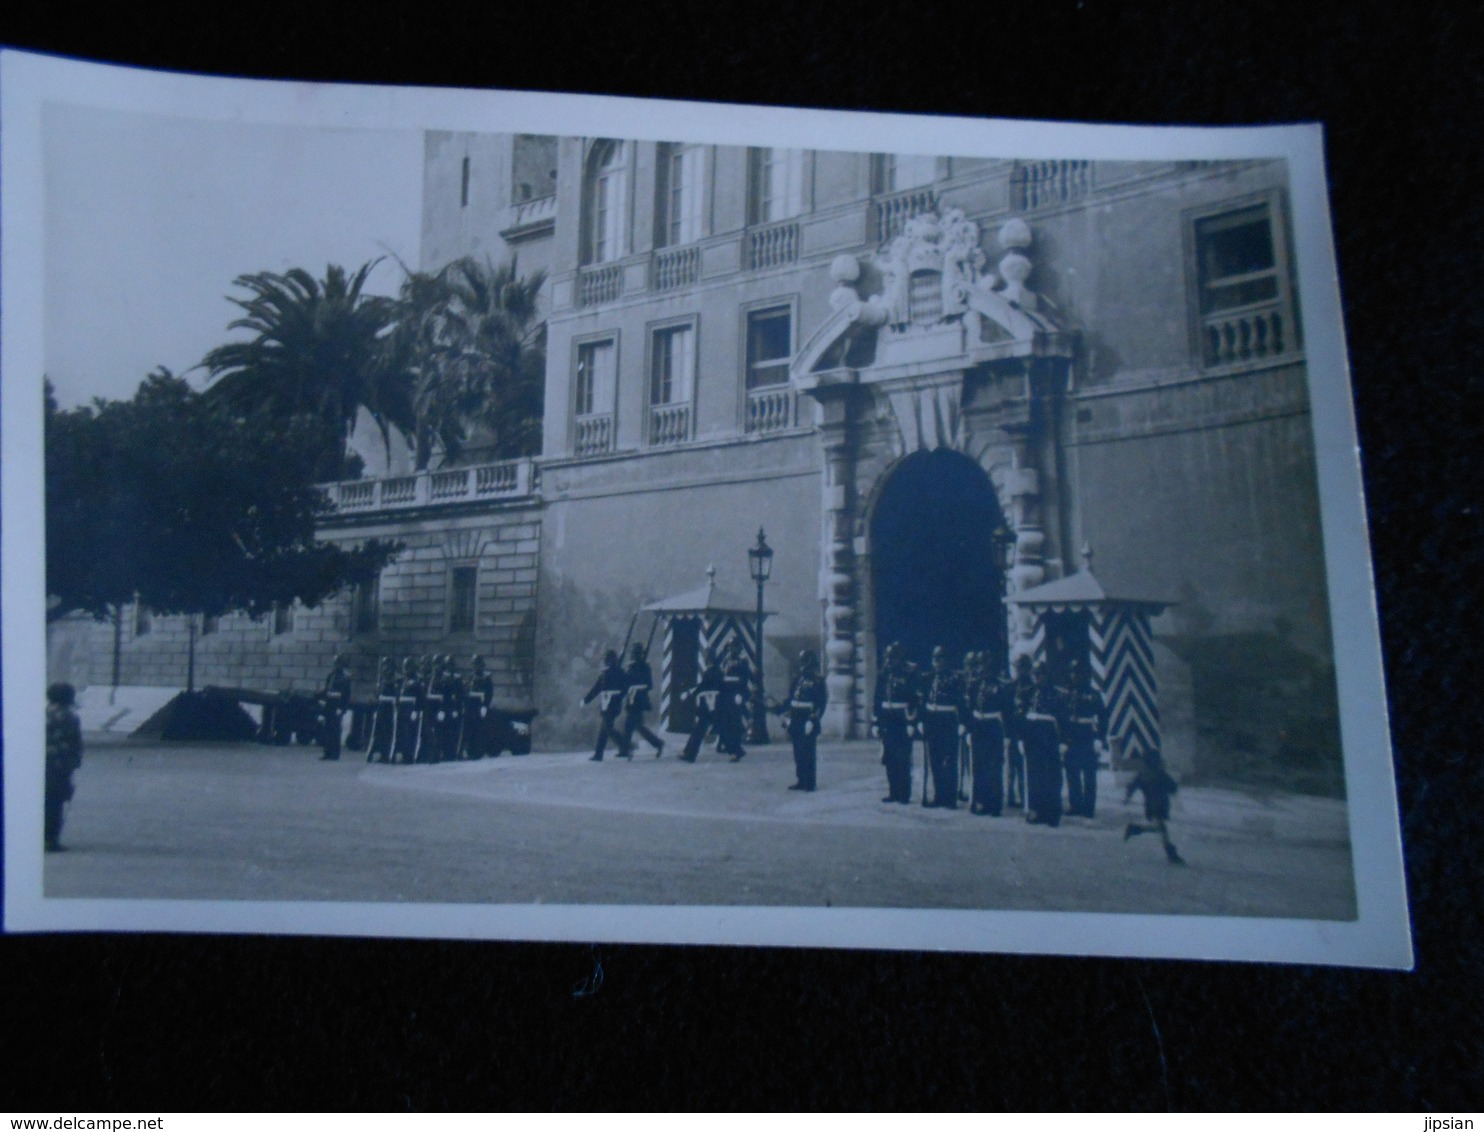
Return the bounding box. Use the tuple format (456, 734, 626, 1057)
(393, 657, 422, 764)
(318, 654, 353, 761)
(680, 649, 724, 762)
(582, 649, 632, 762)
(416, 655, 445, 763)
(921, 645, 965, 808)
(873, 641, 918, 804)
(1008, 653, 1034, 809)
(438, 656, 465, 761)
(368, 657, 397, 763)
(1022, 661, 1065, 826)
(774, 650, 827, 792)
(621, 643, 666, 758)
(1063, 658, 1109, 818)
(463, 655, 495, 759)
(717, 639, 752, 761)
(969, 654, 1014, 816)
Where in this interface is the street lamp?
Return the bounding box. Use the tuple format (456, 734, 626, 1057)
(747, 527, 774, 745)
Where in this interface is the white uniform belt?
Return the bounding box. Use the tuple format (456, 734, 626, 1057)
(881, 702, 910, 710)
(1074, 717, 1098, 725)
(698, 691, 719, 708)
(1025, 712, 1057, 722)
(378, 696, 396, 703)
(974, 711, 1003, 721)
(599, 691, 620, 709)
(925, 704, 957, 713)
(789, 701, 815, 710)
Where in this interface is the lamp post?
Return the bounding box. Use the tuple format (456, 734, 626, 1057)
(747, 527, 773, 745)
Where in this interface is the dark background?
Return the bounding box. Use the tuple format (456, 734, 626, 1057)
(3, 0, 1481, 1110)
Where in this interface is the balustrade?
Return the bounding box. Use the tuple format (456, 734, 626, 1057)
(875, 188, 938, 244)
(746, 220, 800, 269)
(1202, 302, 1289, 368)
(652, 245, 700, 290)
(649, 403, 692, 446)
(577, 263, 624, 306)
(429, 468, 470, 500)
(1012, 160, 1092, 210)
(327, 459, 533, 513)
(746, 386, 794, 434)
(574, 413, 614, 457)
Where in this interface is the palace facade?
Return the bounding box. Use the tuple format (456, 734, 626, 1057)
(57, 132, 1341, 788)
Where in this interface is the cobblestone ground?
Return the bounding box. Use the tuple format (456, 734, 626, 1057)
(42, 735, 1357, 919)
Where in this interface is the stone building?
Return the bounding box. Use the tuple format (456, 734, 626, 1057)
(59, 134, 1341, 789)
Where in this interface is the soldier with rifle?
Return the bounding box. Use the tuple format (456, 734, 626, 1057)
(621, 643, 665, 758)
(773, 649, 827, 792)
(416, 655, 445, 763)
(463, 655, 495, 759)
(318, 654, 353, 762)
(582, 649, 632, 762)
(968, 653, 1014, 816)
(921, 645, 965, 809)
(872, 641, 918, 805)
(438, 656, 465, 761)
(717, 639, 752, 761)
(394, 657, 422, 765)
(1063, 658, 1109, 819)
(679, 648, 724, 762)
(368, 657, 397, 763)
(957, 650, 981, 804)
(1022, 661, 1066, 826)
(1007, 653, 1034, 809)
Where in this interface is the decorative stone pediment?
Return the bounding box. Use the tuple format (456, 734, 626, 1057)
(791, 211, 1073, 392)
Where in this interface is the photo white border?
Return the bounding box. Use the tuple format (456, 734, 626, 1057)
(0, 49, 1412, 968)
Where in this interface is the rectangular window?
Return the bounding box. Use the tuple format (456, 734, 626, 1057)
(272, 602, 294, 636)
(1192, 201, 1296, 368)
(660, 144, 705, 246)
(133, 600, 151, 637)
(750, 148, 805, 223)
(878, 153, 938, 193)
(650, 325, 695, 406)
(448, 565, 478, 634)
(200, 614, 219, 636)
(746, 307, 792, 389)
(575, 339, 617, 417)
(354, 574, 381, 635)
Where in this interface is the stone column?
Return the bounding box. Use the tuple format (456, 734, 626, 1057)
(818, 408, 859, 738)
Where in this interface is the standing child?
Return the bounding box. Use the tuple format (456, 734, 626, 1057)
(1123, 746, 1185, 865)
(45, 683, 84, 852)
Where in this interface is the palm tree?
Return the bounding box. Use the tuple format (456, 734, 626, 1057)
(391, 256, 546, 470)
(203, 262, 411, 482)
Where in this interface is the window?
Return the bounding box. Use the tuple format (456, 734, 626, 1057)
(575, 339, 617, 417)
(460, 155, 470, 208)
(657, 143, 705, 246)
(354, 574, 381, 635)
(877, 153, 939, 193)
(1192, 201, 1296, 367)
(448, 565, 478, 634)
(133, 600, 151, 637)
(200, 614, 219, 636)
(749, 148, 805, 223)
(650, 324, 695, 406)
(583, 140, 630, 264)
(746, 307, 792, 389)
(272, 602, 294, 636)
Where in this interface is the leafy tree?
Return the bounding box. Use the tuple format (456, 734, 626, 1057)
(45, 371, 400, 653)
(391, 256, 546, 469)
(202, 262, 410, 482)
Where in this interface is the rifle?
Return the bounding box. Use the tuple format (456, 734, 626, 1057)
(619, 611, 639, 659)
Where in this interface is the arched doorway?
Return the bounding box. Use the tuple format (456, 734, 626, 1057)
(870, 448, 1008, 673)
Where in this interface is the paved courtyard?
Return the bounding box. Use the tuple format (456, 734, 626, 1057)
(42, 734, 1357, 919)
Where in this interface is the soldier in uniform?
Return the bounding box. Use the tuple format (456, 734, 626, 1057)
(872, 641, 918, 804)
(416, 655, 446, 763)
(1022, 661, 1065, 826)
(969, 654, 1014, 816)
(774, 650, 827, 791)
(44, 682, 84, 852)
(463, 655, 495, 759)
(438, 656, 465, 761)
(717, 639, 752, 761)
(1063, 658, 1109, 818)
(621, 643, 666, 758)
(1007, 653, 1035, 809)
(318, 653, 353, 761)
(680, 649, 724, 762)
(921, 645, 964, 809)
(957, 651, 981, 804)
(368, 657, 398, 763)
(392, 658, 421, 764)
(582, 649, 632, 762)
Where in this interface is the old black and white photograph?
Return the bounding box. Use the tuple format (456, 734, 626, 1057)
(1, 51, 1410, 967)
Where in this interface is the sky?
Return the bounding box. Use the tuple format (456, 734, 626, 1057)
(42, 103, 424, 408)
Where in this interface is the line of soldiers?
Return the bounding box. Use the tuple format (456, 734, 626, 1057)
(321, 653, 501, 765)
(872, 643, 1111, 828)
(581, 643, 666, 762)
